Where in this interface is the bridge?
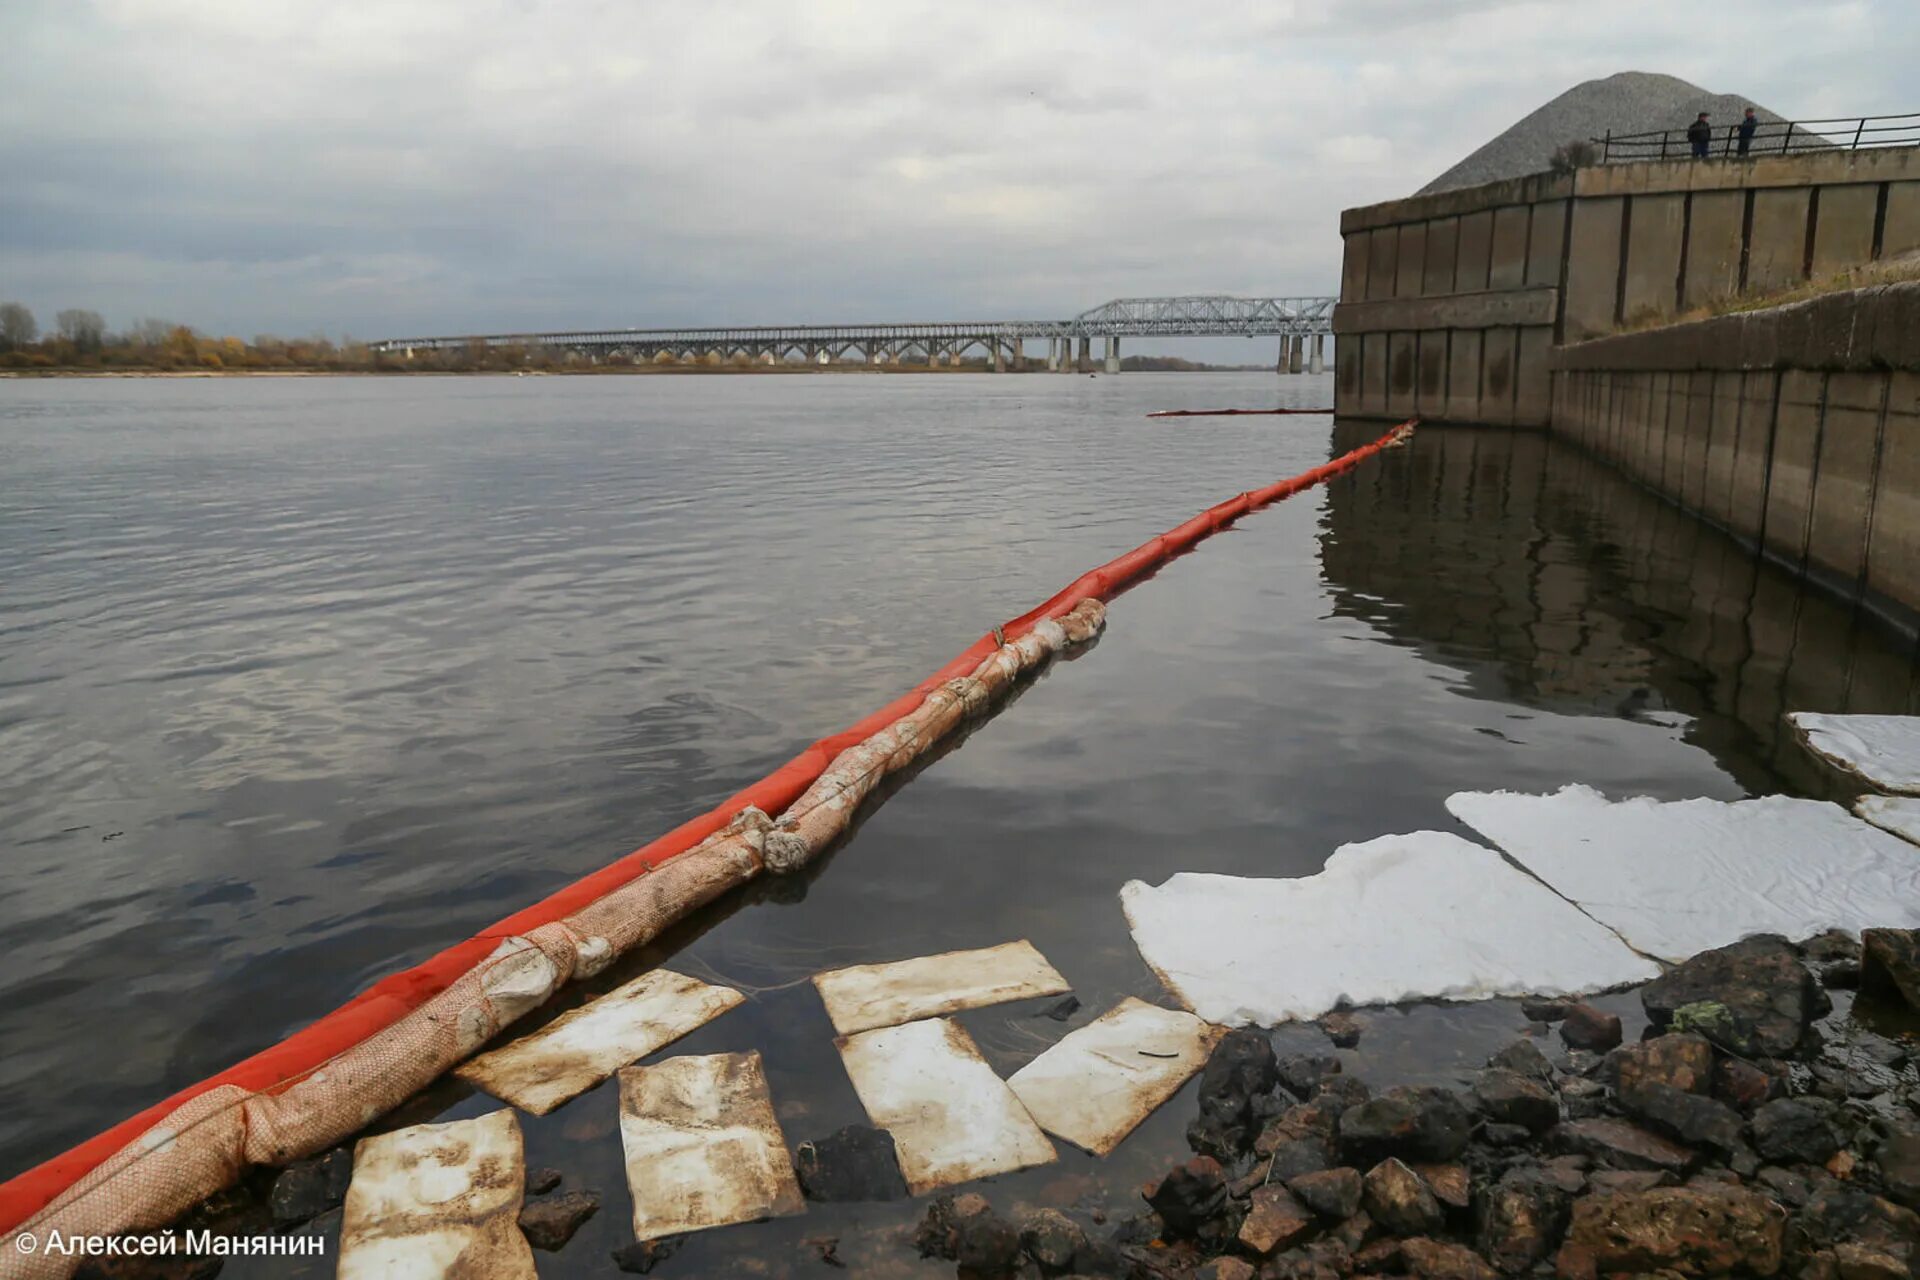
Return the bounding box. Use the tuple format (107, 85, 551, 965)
(368, 294, 1338, 373)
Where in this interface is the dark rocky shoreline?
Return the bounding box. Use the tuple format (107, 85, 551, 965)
(909, 930, 1920, 1280)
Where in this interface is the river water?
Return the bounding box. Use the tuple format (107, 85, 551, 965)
(1, 372, 1915, 1272)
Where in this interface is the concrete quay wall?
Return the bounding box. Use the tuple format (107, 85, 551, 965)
(1334, 147, 1920, 427)
(1550, 282, 1920, 629)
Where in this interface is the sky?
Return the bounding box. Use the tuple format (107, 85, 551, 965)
(3, 0, 1915, 347)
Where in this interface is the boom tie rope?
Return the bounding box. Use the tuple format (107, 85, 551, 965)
(0, 420, 1416, 1276)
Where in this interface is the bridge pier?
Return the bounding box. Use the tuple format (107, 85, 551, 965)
(993, 342, 1005, 373)
(1276, 334, 1292, 374)
(1076, 335, 1091, 373)
(1289, 337, 1304, 374)
(1104, 335, 1121, 374)
(1308, 334, 1325, 375)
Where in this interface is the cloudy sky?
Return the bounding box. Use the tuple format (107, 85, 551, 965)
(3, 0, 1913, 343)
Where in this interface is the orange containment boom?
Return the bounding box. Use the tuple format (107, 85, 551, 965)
(1146, 406, 1336, 418)
(0, 419, 1416, 1270)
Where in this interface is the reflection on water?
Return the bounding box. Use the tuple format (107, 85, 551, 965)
(1323, 421, 1920, 798)
(1, 380, 1916, 1276)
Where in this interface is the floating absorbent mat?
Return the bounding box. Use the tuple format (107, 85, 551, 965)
(1447, 784, 1920, 962)
(1120, 831, 1659, 1027)
(836, 1017, 1056, 1195)
(617, 1050, 804, 1242)
(1857, 795, 1920, 847)
(339, 1109, 535, 1280)
(455, 968, 744, 1115)
(1790, 713, 1920, 794)
(1006, 997, 1222, 1156)
(812, 939, 1071, 1036)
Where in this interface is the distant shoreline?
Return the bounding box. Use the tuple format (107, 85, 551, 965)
(0, 364, 1274, 379)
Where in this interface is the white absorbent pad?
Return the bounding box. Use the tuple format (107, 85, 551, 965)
(1857, 794, 1920, 847)
(1007, 997, 1222, 1155)
(812, 939, 1071, 1036)
(1119, 831, 1659, 1027)
(1790, 713, 1920, 794)
(617, 1051, 805, 1242)
(835, 1017, 1056, 1194)
(457, 968, 744, 1115)
(1447, 784, 1920, 961)
(340, 1109, 536, 1280)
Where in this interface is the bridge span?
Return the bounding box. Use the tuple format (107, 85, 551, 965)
(368, 295, 1337, 373)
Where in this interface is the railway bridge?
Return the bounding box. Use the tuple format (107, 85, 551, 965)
(368, 295, 1337, 373)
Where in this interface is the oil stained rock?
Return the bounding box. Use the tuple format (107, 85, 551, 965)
(795, 1124, 908, 1202)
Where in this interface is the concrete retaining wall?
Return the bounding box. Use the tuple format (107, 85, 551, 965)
(1334, 146, 1920, 426)
(1550, 282, 1920, 629)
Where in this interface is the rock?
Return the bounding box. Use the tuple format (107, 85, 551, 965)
(527, 1167, 562, 1196)
(1019, 1208, 1086, 1271)
(1752, 1099, 1841, 1165)
(518, 1190, 599, 1251)
(1363, 1158, 1444, 1237)
(1588, 1169, 1670, 1194)
(1401, 1236, 1498, 1280)
(1187, 1029, 1280, 1157)
(1039, 995, 1082, 1021)
(1833, 1242, 1909, 1280)
(1339, 1086, 1473, 1164)
(1523, 999, 1570, 1023)
(1146, 1156, 1227, 1238)
(795, 1124, 908, 1201)
(1862, 929, 1920, 1011)
(1313, 1074, 1372, 1112)
(1473, 1070, 1560, 1134)
(1559, 1004, 1623, 1052)
(1538, 1156, 1590, 1196)
(1755, 1165, 1813, 1208)
(1555, 1185, 1785, 1278)
(611, 1237, 680, 1274)
(1789, 1186, 1920, 1268)
(1489, 1038, 1556, 1081)
(268, 1149, 353, 1225)
(1278, 1054, 1344, 1100)
(1322, 1012, 1365, 1048)
(1552, 1118, 1694, 1173)
(915, 1192, 993, 1259)
(1640, 935, 1829, 1058)
(1238, 1184, 1316, 1256)
(1069, 1235, 1126, 1277)
(1353, 1237, 1404, 1273)
(1267, 1137, 1337, 1183)
(1483, 1122, 1532, 1147)
(954, 1210, 1022, 1275)
(1195, 1260, 1257, 1280)
(1874, 1122, 1920, 1211)
(1806, 930, 1865, 989)
(1612, 1034, 1714, 1103)
(1288, 1167, 1364, 1219)
(1329, 1208, 1376, 1252)
(1410, 1163, 1470, 1213)
(1622, 1082, 1746, 1152)
(1476, 1175, 1572, 1275)
(1713, 1056, 1785, 1113)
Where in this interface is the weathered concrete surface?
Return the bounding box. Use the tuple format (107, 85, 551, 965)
(1335, 145, 1920, 426)
(1550, 282, 1920, 625)
(1747, 187, 1812, 294)
(1333, 288, 1558, 335)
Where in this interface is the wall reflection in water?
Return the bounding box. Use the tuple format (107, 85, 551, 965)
(1320, 421, 1920, 799)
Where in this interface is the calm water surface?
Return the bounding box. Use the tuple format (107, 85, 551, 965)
(1, 372, 1915, 1273)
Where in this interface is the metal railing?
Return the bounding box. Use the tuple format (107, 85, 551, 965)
(1593, 111, 1920, 163)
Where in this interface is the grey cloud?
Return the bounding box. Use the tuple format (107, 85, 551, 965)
(2, 0, 1914, 340)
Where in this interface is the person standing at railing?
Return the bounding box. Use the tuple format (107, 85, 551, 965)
(1736, 107, 1759, 155)
(1687, 112, 1712, 159)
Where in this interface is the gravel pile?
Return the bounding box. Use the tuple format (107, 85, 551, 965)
(1420, 70, 1800, 194)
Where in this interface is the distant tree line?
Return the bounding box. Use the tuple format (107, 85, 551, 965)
(0, 301, 582, 373)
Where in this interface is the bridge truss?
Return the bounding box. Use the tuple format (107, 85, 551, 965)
(367, 295, 1337, 373)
